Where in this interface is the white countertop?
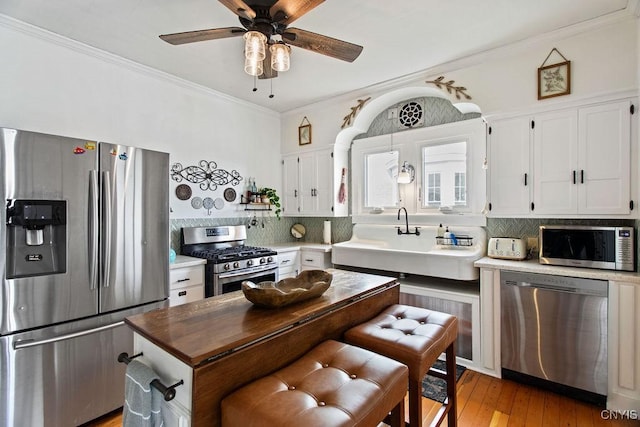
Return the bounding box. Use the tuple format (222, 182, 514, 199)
(170, 255, 207, 269)
(474, 256, 640, 285)
(268, 243, 333, 253)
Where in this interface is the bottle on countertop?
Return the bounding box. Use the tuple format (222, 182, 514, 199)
(444, 226, 451, 238)
(437, 223, 444, 238)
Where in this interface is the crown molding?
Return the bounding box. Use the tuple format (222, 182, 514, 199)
(0, 13, 279, 118)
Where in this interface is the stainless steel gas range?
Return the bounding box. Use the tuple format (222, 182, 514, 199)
(181, 225, 278, 297)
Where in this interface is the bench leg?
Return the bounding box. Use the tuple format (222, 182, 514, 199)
(388, 397, 405, 427)
(408, 378, 422, 427)
(445, 341, 457, 427)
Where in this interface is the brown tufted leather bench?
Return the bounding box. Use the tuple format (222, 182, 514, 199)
(221, 340, 408, 427)
(344, 304, 458, 427)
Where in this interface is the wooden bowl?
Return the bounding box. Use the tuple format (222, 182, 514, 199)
(242, 270, 333, 308)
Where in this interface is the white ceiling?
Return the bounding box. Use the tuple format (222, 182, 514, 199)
(0, 0, 632, 113)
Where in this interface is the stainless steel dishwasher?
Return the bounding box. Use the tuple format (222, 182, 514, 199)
(500, 270, 608, 404)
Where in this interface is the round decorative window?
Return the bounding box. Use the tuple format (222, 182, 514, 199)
(398, 101, 424, 128)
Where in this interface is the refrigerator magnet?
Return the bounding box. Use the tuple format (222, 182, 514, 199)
(73, 146, 85, 155)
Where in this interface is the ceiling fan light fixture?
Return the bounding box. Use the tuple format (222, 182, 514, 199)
(243, 31, 267, 61)
(270, 43, 291, 72)
(244, 56, 264, 76)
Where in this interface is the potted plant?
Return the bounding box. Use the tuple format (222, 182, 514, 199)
(259, 187, 281, 219)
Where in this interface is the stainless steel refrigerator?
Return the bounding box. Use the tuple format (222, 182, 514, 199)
(0, 128, 169, 426)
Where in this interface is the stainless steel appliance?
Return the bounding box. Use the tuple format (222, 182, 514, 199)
(181, 225, 277, 296)
(501, 270, 607, 405)
(539, 225, 634, 271)
(1, 128, 169, 426)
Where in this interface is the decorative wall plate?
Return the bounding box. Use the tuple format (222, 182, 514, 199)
(175, 184, 192, 200)
(203, 197, 214, 215)
(191, 197, 203, 209)
(223, 187, 236, 202)
(203, 197, 214, 209)
(214, 198, 224, 210)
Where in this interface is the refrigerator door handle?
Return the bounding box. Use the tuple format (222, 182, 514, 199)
(102, 171, 112, 288)
(13, 321, 125, 349)
(89, 170, 99, 290)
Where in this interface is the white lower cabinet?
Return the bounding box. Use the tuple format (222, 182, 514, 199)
(608, 280, 640, 411)
(277, 249, 300, 279)
(170, 256, 206, 306)
(300, 248, 332, 271)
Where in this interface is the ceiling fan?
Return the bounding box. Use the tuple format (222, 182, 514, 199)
(159, 0, 363, 79)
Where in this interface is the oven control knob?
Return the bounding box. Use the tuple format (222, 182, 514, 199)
(260, 258, 266, 264)
(224, 263, 230, 271)
(233, 262, 240, 268)
(267, 256, 273, 263)
(247, 259, 253, 267)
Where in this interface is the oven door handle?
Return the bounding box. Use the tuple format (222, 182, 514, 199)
(217, 266, 277, 280)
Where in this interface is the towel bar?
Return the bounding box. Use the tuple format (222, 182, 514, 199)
(117, 352, 184, 401)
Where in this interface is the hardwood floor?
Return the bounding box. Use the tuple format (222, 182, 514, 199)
(86, 369, 636, 427)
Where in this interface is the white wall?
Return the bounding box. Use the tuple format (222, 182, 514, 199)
(280, 15, 638, 152)
(0, 16, 282, 220)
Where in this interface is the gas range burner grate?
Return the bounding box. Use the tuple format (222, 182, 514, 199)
(186, 245, 275, 262)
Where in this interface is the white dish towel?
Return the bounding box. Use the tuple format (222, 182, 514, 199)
(122, 359, 164, 427)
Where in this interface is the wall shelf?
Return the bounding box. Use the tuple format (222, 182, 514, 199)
(240, 195, 272, 211)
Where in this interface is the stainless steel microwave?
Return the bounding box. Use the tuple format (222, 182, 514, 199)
(539, 225, 635, 271)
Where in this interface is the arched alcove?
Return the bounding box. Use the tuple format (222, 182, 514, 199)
(335, 87, 482, 149)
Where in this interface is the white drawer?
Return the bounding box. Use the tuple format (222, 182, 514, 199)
(170, 284, 204, 306)
(300, 250, 331, 269)
(170, 266, 204, 290)
(278, 250, 299, 267)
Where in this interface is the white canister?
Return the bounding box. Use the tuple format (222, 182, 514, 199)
(323, 220, 332, 244)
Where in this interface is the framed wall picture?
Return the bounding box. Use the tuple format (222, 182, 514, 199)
(298, 116, 312, 145)
(538, 60, 571, 100)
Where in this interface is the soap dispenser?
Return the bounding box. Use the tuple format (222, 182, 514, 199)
(437, 224, 444, 238)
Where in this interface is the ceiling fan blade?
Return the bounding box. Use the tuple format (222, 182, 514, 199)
(159, 27, 246, 45)
(283, 28, 363, 62)
(270, 0, 325, 25)
(218, 0, 256, 21)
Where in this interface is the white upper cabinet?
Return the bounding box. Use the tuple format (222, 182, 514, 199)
(532, 109, 579, 215)
(488, 98, 635, 218)
(282, 147, 348, 217)
(488, 116, 532, 216)
(577, 101, 631, 215)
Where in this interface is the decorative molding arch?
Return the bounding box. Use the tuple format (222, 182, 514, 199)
(335, 87, 481, 149)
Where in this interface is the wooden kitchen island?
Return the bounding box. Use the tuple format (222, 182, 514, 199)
(124, 269, 399, 427)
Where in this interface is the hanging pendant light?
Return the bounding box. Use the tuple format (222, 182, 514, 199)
(397, 161, 415, 184)
(270, 43, 291, 72)
(243, 31, 267, 61)
(244, 56, 264, 76)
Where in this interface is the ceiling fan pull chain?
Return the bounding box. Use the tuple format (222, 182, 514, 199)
(252, 75, 257, 92)
(269, 79, 274, 98)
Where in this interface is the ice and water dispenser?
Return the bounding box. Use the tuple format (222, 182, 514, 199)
(5, 199, 67, 278)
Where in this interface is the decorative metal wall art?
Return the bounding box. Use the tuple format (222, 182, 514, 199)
(171, 161, 243, 191)
(341, 97, 371, 128)
(425, 76, 472, 100)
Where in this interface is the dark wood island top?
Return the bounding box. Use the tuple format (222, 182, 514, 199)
(125, 269, 399, 367)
